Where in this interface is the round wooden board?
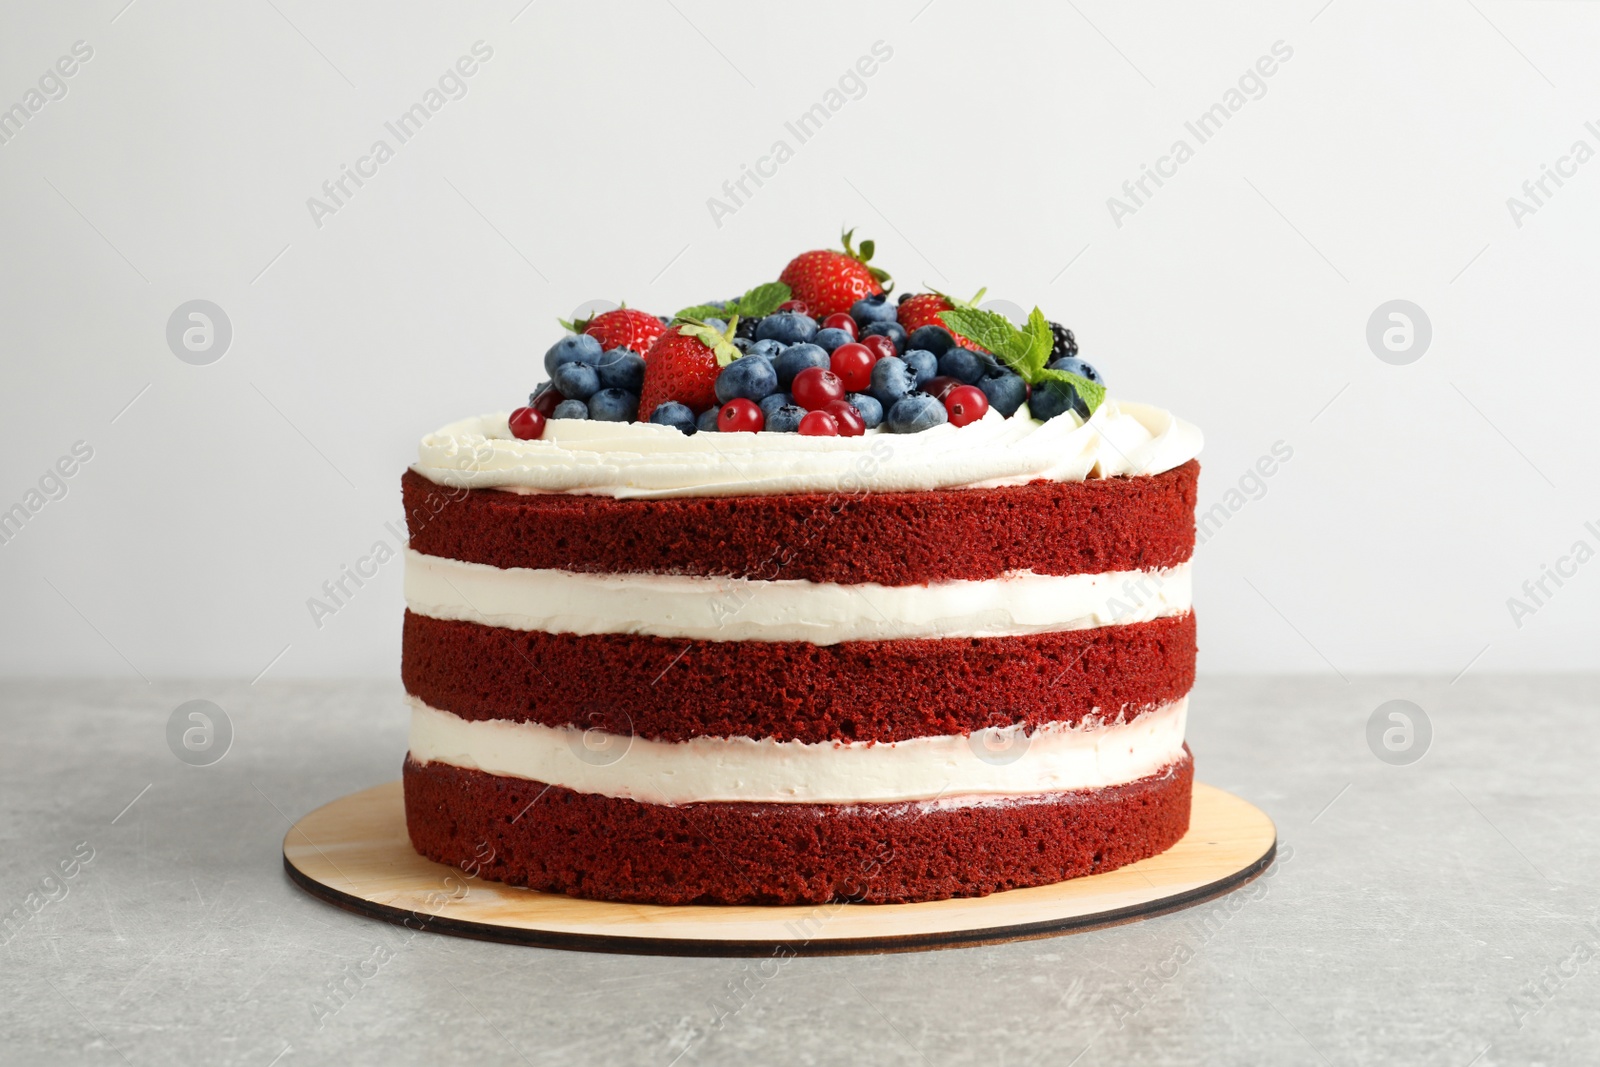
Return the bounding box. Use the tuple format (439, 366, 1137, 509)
(283, 781, 1275, 957)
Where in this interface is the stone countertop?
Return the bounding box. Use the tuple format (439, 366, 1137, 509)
(2, 675, 1596, 1066)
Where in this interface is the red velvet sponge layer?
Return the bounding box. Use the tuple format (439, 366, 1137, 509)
(402, 751, 1194, 906)
(401, 459, 1198, 585)
(402, 610, 1195, 744)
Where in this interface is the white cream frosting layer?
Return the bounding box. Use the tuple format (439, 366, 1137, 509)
(407, 696, 1190, 805)
(414, 399, 1202, 499)
(404, 549, 1191, 644)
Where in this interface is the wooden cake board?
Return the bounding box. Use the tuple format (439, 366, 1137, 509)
(283, 781, 1276, 957)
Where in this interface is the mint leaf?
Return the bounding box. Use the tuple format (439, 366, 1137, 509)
(673, 303, 728, 321)
(936, 308, 1016, 358)
(1020, 307, 1054, 379)
(736, 281, 790, 318)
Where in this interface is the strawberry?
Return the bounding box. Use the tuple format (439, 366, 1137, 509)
(638, 319, 742, 420)
(560, 306, 665, 355)
(777, 229, 891, 319)
(897, 289, 989, 352)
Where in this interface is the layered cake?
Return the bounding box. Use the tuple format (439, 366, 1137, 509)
(400, 236, 1202, 905)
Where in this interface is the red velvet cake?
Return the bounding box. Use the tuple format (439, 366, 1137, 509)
(399, 243, 1203, 905)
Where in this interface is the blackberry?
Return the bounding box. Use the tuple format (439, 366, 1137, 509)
(735, 315, 761, 340)
(1048, 321, 1078, 361)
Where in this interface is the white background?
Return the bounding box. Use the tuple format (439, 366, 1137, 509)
(1, 0, 1596, 681)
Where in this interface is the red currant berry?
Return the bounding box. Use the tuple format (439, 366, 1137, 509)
(717, 398, 765, 433)
(860, 335, 897, 362)
(508, 406, 546, 440)
(944, 385, 989, 427)
(778, 299, 811, 317)
(821, 313, 857, 338)
(798, 410, 840, 436)
(531, 389, 564, 417)
(829, 343, 876, 392)
(791, 366, 846, 410)
(825, 399, 866, 437)
(923, 375, 962, 401)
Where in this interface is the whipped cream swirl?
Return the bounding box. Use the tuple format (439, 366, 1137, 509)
(414, 399, 1202, 499)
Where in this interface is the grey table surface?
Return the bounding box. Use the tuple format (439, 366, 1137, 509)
(1, 675, 1596, 1066)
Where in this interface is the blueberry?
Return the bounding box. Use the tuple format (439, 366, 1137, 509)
(543, 333, 603, 378)
(754, 311, 818, 346)
(696, 408, 721, 432)
(977, 372, 1028, 417)
(704, 318, 728, 333)
(774, 343, 828, 388)
(886, 393, 949, 433)
(861, 320, 906, 352)
(649, 400, 697, 434)
(906, 325, 954, 356)
(868, 356, 916, 410)
(529, 380, 555, 405)
(715, 355, 778, 404)
(747, 338, 786, 360)
(850, 293, 898, 328)
(552, 361, 600, 401)
(732, 336, 752, 353)
(847, 392, 884, 429)
(598, 350, 646, 391)
(1028, 379, 1090, 422)
(901, 349, 937, 385)
(937, 348, 985, 385)
(587, 388, 638, 422)
(1048, 356, 1104, 386)
(813, 327, 854, 354)
(759, 392, 793, 421)
(976, 351, 1006, 377)
(552, 398, 589, 420)
(765, 404, 806, 433)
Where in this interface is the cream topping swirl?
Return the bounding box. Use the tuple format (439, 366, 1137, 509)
(413, 398, 1201, 499)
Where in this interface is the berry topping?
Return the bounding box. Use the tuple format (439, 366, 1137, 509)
(905, 325, 954, 356)
(824, 398, 866, 437)
(886, 393, 948, 434)
(1028, 379, 1090, 422)
(774, 344, 829, 389)
(508, 406, 546, 440)
(897, 290, 987, 352)
(860, 320, 906, 353)
(846, 392, 884, 429)
(923, 375, 962, 401)
(859, 334, 898, 362)
(900, 348, 937, 384)
(747, 338, 787, 360)
(543, 333, 603, 378)
(936, 348, 986, 385)
(766, 403, 807, 433)
(798, 410, 840, 436)
(695, 408, 721, 432)
(530, 385, 565, 417)
(1048, 321, 1079, 361)
(552, 361, 601, 401)
(638, 318, 742, 420)
(868, 356, 916, 410)
(596, 349, 647, 393)
(829, 342, 876, 392)
(977, 372, 1028, 417)
(718, 398, 765, 433)
(792, 366, 846, 411)
(648, 400, 697, 434)
(758, 392, 793, 420)
(777, 299, 811, 316)
(570, 307, 665, 357)
(715, 354, 779, 404)
(778, 229, 891, 318)
(812, 327, 855, 354)
(754, 311, 818, 346)
(1048, 356, 1103, 386)
(850, 292, 898, 328)
(943, 384, 989, 427)
(588, 388, 639, 422)
(821, 312, 858, 337)
(552, 398, 589, 419)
